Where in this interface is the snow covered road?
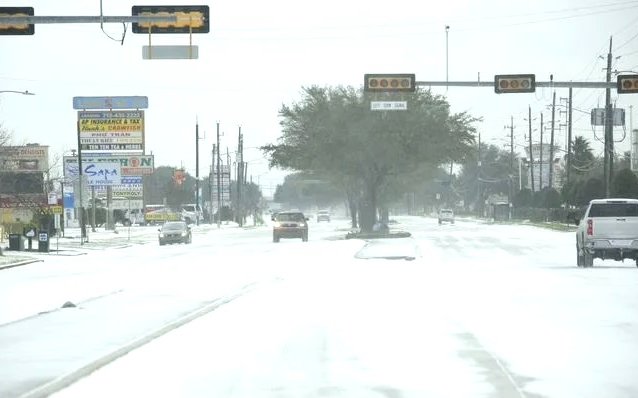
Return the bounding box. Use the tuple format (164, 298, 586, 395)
(2, 217, 637, 398)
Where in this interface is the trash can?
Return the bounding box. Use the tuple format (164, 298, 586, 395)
(8, 233, 24, 251)
(38, 231, 50, 253)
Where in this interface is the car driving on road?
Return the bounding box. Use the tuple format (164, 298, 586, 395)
(272, 211, 309, 242)
(576, 198, 638, 267)
(316, 210, 331, 222)
(158, 221, 192, 246)
(438, 209, 455, 225)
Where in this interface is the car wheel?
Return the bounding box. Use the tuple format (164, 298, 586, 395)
(159, 241, 165, 246)
(583, 252, 594, 267)
(273, 234, 280, 243)
(576, 245, 583, 267)
(302, 233, 308, 242)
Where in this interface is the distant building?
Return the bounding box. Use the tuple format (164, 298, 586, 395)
(524, 143, 563, 191)
(0, 144, 50, 226)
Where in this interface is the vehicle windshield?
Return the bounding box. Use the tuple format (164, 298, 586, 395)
(162, 223, 185, 231)
(276, 213, 305, 222)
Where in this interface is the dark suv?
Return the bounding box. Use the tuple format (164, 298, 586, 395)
(272, 211, 309, 242)
(158, 221, 192, 245)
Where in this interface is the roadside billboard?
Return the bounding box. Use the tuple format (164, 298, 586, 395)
(78, 110, 144, 152)
(64, 155, 154, 176)
(0, 145, 49, 172)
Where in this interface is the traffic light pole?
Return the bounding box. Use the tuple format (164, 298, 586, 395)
(0, 15, 178, 24)
(415, 80, 616, 89)
(603, 38, 614, 198)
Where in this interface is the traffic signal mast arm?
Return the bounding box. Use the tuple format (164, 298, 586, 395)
(415, 80, 616, 89)
(0, 15, 178, 24)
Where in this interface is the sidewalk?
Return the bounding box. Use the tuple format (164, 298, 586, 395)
(0, 222, 243, 270)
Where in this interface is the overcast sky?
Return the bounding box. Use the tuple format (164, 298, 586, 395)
(1, 0, 638, 196)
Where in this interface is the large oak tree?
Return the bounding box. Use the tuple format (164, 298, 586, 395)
(262, 85, 478, 231)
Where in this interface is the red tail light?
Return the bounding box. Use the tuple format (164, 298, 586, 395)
(587, 219, 593, 235)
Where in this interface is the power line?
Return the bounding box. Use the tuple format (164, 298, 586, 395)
(615, 29, 638, 51)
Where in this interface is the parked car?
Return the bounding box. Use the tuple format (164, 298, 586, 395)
(158, 221, 192, 245)
(316, 210, 331, 222)
(272, 211, 309, 242)
(438, 209, 455, 225)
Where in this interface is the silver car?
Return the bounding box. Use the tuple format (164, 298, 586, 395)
(438, 209, 455, 225)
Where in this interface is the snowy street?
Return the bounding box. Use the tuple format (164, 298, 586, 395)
(1, 216, 637, 398)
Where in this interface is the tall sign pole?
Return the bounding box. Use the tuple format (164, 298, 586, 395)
(76, 120, 85, 245)
(195, 117, 200, 225)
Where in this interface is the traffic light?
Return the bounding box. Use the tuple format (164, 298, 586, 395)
(494, 74, 535, 94)
(132, 5, 209, 34)
(0, 7, 34, 35)
(617, 75, 638, 94)
(364, 74, 416, 92)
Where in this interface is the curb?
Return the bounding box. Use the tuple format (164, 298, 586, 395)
(18, 279, 276, 398)
(0, 258, 44, 271)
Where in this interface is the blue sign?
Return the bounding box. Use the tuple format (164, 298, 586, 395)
(63, 192, 75, 209)
(84, 162, 122, 186)
(73, 96, 148, 110)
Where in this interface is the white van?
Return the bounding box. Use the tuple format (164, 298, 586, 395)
(181, 204, 203, 224)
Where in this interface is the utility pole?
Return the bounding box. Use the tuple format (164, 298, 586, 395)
(227, 147, 231, 225)
(549, 90, 556, 190)
(195, 117, 200, 225)
(505, 116, 514, 216)
(216, 121, 221, 229)
(236, 128, 243, 226)
(567, 88, 573, 188)
(527, 105, 535, 194)
(528, 106, 535, 193)
(477, 133, 482, 217)
(214, 144, 217, 224)
(603, 36, 614, 198)
(538, 112, 543, 192)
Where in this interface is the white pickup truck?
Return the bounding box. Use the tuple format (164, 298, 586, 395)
(576, 198, 638, 268)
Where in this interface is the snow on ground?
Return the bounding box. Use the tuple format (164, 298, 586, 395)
(32, 216, 638, 398)
(0, 217, 638, 398)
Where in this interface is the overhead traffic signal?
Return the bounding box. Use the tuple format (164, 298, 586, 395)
(617, 75, 638, 94)
(364, 74, 416, 93)
(0, 7, 34, 35)
(494, 74, 535, 94)
(132, 5, 209, 34)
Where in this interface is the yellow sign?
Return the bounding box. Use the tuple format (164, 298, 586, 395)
(79, 118, 143, 132)
(49, 205, 63, 214)
(145, 212, 179, 221)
